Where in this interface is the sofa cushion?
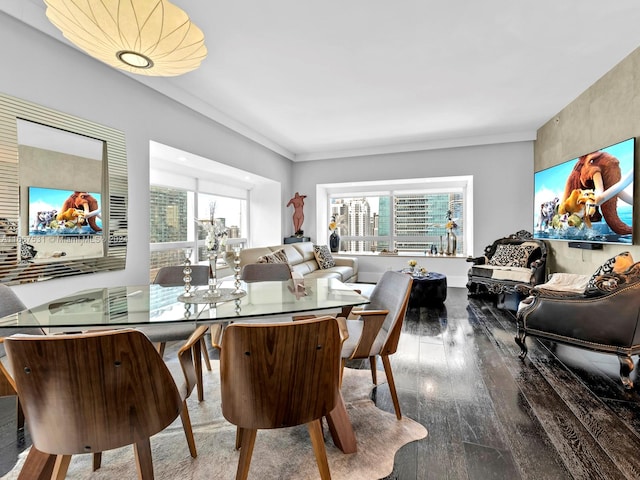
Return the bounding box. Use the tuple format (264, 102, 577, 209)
(537, 273, 591, 294)
(488, 244, 537, 268)
(470, 264, 533, 283)
(586, 251, 634, 293)
(304, 268, 343, 281)
(240, 247, 273, 266)
(257, 248, 291, 269)
(275, 244, 305, 266)
(313, 245, 336, 269)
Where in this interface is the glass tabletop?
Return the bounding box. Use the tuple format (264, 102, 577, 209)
(0, 278, 369, 329)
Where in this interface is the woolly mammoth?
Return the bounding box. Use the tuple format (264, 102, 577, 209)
(56, 191, 102, 232)
(562, 151, 633, 235)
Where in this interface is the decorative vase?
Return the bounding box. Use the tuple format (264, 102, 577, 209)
(202, 251, 220, 299)
(329, 231, 340, 253)
(446, 231, 457, 255)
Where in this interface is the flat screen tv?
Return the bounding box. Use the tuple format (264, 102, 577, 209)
(533, 138, 634, 245)
(28, 187, 102, 236)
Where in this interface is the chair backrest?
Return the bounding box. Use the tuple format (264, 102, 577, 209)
(5, 329, 183, 455)
(366, 271, 413, 355)
(220, 316, 340, 429)
(0, 284, 43, 358)
(240, 263, 292, 282)
(153, 265, 209, 286)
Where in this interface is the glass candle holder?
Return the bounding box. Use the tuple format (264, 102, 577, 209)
(182, 248, 194, 297)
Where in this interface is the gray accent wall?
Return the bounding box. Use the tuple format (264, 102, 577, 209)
(536, 47, 640, 275)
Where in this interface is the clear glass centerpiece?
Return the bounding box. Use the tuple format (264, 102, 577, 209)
(199, 202, 228, 299)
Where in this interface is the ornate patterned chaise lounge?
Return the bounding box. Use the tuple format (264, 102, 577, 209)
(466, 230, 547, 310)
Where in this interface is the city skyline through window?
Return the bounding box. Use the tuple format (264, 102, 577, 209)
(330, 188, 465, 254)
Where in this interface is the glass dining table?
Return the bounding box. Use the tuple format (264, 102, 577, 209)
(0, 277, 368, 476)
(0, 277, 368, 331)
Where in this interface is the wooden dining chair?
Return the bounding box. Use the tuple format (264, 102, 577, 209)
(339, 271, 413, 419)
(4, 328, 198, 480)
(220, 316, 341, 480)
(0, 284, 44, 433)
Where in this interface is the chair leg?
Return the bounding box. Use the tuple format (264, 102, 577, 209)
(16, 397, 25, 432)
(52, 455, 72, 480)
(307, 420, 331, 480)
(193, 339, 204, 402)
(200, 338, 212, 371)
(381, 355, 402, 420)
(339, 358, 346, 388)
(157, 342, 166, 358)
(236, 428, 258, 480)
(369, 356, 377, 385)
(235, 427, 243, 450)
(133, 438, 154, 479)
(210, 324, 224, 351)
(92, 452, 102, 471)
(180, 401, 197, 458)
(16, 447, 56, 480)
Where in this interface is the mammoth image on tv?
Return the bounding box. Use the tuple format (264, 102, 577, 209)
(29, 188, 102, 236)
(534, 138, 634, 245)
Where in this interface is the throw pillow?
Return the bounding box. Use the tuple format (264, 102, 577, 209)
(488, 244, 536, 268)
(257, 248, 290, 267)
(313, 244, 336, 269)
(585, 251, 634, 292)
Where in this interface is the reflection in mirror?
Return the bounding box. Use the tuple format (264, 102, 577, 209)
(18, 120, 105, 262)
(0, 93, 128, 285)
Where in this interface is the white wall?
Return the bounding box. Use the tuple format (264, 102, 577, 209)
(0, 12, 292, 306)
(293, 142, 534, 287)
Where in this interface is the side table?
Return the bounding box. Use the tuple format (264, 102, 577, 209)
(404, 272, 447, 307)
(284, 236, 310, 244)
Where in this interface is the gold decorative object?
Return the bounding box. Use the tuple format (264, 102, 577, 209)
(44, 0, 207, 76)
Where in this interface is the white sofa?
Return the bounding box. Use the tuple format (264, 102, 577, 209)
(234, 241, 358, 283)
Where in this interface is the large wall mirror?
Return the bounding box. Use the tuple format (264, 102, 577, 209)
(0, 93, 128, 285)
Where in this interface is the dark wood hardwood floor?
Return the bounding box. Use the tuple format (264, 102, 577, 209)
(2, 287, 640, 479)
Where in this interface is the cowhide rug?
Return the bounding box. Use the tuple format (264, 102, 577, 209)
(3, 364, 427, 480)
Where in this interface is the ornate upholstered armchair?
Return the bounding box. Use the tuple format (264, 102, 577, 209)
(516, 252, 640, 389)
(466, 230, 547, 310)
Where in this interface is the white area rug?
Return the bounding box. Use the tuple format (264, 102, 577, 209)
(3, 365, 427, 480)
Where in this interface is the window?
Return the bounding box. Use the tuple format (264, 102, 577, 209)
(149, 185, 247, 281)
(195, 193, 247, 263)
(326, 177, 471, 255)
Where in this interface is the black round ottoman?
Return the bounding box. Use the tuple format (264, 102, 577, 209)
(406, 272, 447, 307)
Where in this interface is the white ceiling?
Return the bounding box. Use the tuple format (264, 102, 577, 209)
(5, 1, 640, 161)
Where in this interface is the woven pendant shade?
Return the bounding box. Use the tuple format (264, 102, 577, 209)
(44, 0, 207, 77)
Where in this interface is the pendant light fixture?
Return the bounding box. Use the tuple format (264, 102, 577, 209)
(44, 0, 207, 77)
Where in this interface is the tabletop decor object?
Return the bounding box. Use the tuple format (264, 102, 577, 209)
(445, 209, 458, 255)
(182, 248, 194, 298)
(408, 259, 417, 273)
(180, 288, 246, 305)
(232, 247, 245, 295)
(328, 214, 345, 253)
(199, 202, 228, 300)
